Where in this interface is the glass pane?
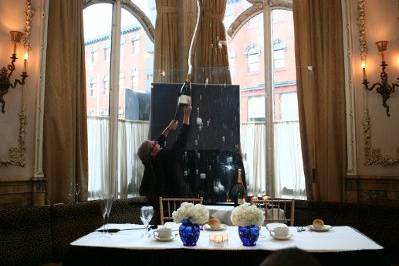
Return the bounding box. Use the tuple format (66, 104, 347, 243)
(117, 8, 153, 197)
(271, 9, 305, 199)
(227, 13, 266, 196)
(224, 0, 252, 29)
(83, 3, 113, 198)
(131, 0, 156, 26)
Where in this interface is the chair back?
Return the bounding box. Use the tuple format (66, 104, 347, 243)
(251, 198, 295, 226)
(159, 197, 203, 224)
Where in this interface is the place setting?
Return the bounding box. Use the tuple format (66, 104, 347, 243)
(203, 217, 227, 231)
(265, 223, 293, 241)
(307, 219, 333, 232)
(152, 226, 178, 242)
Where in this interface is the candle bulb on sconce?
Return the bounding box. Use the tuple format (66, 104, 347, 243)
(361, 60, 367, 80)
(362, 40, 399, 117)
(23, 52, 29, 72)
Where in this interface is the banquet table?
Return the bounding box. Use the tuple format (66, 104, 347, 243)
(63, 224, 387, 266)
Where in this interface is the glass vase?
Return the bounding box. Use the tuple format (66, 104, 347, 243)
(179, 219, 200, 246)
(238, 225, 260, 246)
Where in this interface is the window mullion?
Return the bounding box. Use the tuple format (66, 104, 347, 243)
(263, 5, 275, 197)
(108, 0, 122, 197)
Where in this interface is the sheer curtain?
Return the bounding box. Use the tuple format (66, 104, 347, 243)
(118, 120, 150, 198)
(274, 121, 305, 198)
(88, 118, 149, 198)
(240, 123, 266, 195)
(87, 118, 109, 199)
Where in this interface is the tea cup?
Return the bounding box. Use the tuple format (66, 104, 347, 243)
(153, 226, 172, 240)
(269, 226, 289, 239)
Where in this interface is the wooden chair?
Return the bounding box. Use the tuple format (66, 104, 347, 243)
(159, 197, 203, 225)
(251, 198, 295, 226)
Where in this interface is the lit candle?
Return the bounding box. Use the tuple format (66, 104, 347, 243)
(23, 52, 29, 72)
(361, 60, 366, 81)
(13, 42, 17, 55)
(222, 233, 228, 242)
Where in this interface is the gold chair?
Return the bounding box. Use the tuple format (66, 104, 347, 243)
(159, 197, 203, 225)
(251, 198, 295, 226)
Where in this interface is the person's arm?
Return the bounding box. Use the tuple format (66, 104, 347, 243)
(157, 120, 178, 147)
(173, 105, 192, 152)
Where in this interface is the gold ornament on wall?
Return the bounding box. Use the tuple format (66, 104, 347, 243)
(0, 0, 33, 168)
(362, 109, 399, 166)
(358, 0, 399, 166)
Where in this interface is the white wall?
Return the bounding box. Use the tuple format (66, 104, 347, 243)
(348, 0, 399, 176)
(0, 0, 44, 180)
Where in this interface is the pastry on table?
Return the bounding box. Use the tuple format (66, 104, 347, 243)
(312, 218, 325, 230)
(208, 217, 221, 230)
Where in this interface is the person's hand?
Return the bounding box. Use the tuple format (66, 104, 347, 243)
(167, 120, 179, 131)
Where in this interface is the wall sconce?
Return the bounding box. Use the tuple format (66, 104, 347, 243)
(362, 40, 398, 117)
(0, 31, 29, 114)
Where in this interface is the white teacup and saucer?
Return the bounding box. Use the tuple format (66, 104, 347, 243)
(269, 226, 292, 240)
(153, 227, 175, 241)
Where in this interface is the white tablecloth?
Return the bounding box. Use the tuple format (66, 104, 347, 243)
(71, 224, 382, 252)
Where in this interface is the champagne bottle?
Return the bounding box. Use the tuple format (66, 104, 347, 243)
(229, 168, 246, 205)
(174, 80, 192, 120)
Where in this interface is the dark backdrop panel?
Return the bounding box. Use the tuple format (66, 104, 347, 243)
(151, 83, 240, 151)
(150, 83, 241, 203)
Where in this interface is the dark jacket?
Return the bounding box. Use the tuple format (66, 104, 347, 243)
(139, 124, 190, 201)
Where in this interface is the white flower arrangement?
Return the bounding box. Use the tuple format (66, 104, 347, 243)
(172, 202, 209, 225)
(230, 203, 265, 227)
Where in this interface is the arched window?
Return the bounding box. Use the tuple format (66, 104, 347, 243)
(225, 0, 305, 199)
(83, 0, 155, 198)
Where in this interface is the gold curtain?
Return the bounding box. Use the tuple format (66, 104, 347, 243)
(44, 0, 88, 203)
(293, 0, 346, 202)
(192, 0, 231, 84)
(154, 0, 179, 83)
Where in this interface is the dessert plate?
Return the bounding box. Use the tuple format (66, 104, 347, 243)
(308, 225, 332, 232)
(203, 224, 227, 231)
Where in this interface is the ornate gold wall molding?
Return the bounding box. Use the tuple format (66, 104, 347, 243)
(357, 0, 399, 166)
(0, 106, 27, 167)
(363, 109, 399, 166)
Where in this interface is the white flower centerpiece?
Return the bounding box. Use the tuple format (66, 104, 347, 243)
(231, 203, 265, 246)
(172, 202, 209, 246)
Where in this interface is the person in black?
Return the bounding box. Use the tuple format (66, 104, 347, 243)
(138, 104, 192, 202)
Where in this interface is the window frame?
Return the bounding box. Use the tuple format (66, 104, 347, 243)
(226, 1, 298, 197)
(83, 0, 155, 197)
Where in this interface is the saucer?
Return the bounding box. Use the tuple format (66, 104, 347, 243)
(271, 233, 292, 240)
(154, 234, 176, 242)
(308, 225, 332, 232)
(203, 224, 227, 231)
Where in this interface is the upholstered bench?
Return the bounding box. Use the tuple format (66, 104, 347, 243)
(0, 197, 155, 266)
(0, 205, 53, 266)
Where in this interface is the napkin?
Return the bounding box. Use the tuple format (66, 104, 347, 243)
(97, 223, 146, 231)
